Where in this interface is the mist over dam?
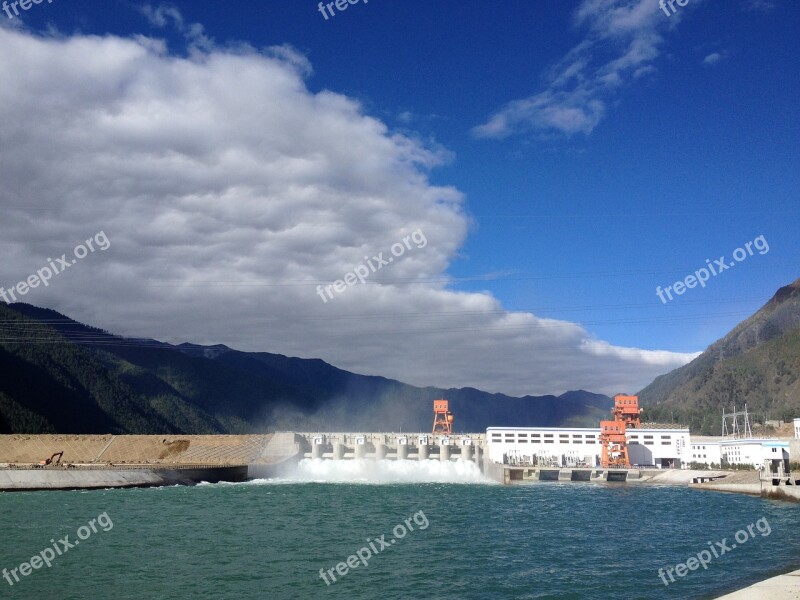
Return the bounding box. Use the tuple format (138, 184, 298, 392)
(0, 432, 689, 488)
(0, 432, 493, 489)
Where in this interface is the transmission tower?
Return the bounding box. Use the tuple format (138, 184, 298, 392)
(722, 404, 753, 439)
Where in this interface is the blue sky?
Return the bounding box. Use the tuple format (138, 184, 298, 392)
(0, 0, 797, 395)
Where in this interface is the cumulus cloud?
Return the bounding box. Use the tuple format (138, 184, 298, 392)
(474, 0, 687, 139)
(0, 24, 696, 396)
(703, 52, 722, 66)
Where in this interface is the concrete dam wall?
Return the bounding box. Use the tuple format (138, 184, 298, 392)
(0, 432, 490, 489)
(0, 434, 288, 491)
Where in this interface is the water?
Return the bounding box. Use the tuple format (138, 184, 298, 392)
(1, 463, 798, 599)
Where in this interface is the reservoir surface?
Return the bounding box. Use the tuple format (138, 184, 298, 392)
(1, 462, 798, 599)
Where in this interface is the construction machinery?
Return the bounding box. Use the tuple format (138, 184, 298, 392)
(432, 399, 454, 434)
(38, 451, 64, 467)
(599, 394, 641, 468)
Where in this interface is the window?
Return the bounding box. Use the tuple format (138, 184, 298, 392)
(644, 435, 653, 440)
(644, 441, 654, 446)
(661, 435, 671, 440)
(661, 441, 671, 445)
(559, 434, 569, 439)
(544, 440, 554, 444)
(544, 434, 553, 438)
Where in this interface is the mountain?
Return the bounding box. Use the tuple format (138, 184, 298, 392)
(639, 278, 800, 434)
(0, 303, 612, 434)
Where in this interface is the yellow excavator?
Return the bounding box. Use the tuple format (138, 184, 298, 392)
(38, 451, 64, 466)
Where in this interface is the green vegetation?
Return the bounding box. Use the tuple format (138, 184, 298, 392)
(639, 279, 800, 434)
(0, 303, 612, 434)
(0, 304, 219, 434)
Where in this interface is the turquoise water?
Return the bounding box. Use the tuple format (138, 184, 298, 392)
(1, 480, 798, 599)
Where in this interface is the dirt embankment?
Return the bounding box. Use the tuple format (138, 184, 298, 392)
(0, 434, 273, 466)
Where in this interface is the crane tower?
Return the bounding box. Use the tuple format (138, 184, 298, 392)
(599, 394, 641, 468)
(432, 399, 454, 434)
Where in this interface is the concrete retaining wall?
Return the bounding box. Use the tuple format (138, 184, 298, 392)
(247, 432, 303, 479)
(0, 466, 248, 491)
(761, 485, 800, 502)
(690, 482, 761, 496)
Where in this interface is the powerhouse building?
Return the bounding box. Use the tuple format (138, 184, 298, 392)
(486, 427, 690, 468)
(689, 438, 790, 470)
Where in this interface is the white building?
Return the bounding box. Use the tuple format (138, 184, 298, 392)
(486, 427, 690, 468)
(690, 438, 790, 470)
(794, 418, 800, 439)
(689, 439, 722, 466)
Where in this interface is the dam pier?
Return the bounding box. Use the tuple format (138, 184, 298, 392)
(247, 432, 487, 479)
(304, 432, 483, 462)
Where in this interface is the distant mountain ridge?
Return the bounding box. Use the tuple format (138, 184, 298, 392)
(639, 278, 800, 433)
(0, 303, 612, 434)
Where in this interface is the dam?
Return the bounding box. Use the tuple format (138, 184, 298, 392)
(0, 432, 655, 488)
(0, 432, 489, 490)
(247, 432, 486, 478)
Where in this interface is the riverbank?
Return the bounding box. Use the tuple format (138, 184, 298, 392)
(0, 433, 301, 491)
(714, 568, 800, 599)
(690, 470, 800, 503)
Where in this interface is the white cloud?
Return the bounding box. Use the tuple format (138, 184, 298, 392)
(474, 0, 686, 139)
(703, 52, 722, 66)
(140, 2, 213, 53)
(0, 24, 696, 397)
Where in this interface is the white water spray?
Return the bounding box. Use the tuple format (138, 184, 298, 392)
(269, 459, 494, 484)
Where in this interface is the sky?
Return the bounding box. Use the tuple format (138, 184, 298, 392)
(0, 0, 797, 397)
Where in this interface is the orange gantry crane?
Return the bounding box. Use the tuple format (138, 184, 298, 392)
(432, 399, 454, 434)
(599, 394, 641, 468)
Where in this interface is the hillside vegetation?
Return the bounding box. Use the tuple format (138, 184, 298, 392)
(0, 303, 611, 434)
(640, 278, 800, 433)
